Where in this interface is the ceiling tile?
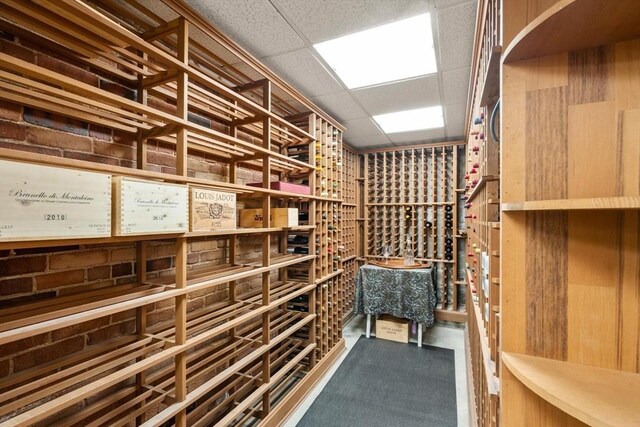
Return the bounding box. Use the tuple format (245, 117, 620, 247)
(311, 91, 368, 122)
(345, 133, 392, 148)
(185, 0, 305, 57)
(442, 66, 471, 105)
(436, 1, 476, 71)
(342, 117, 383, 138)
(273, 0, 433, 43)
(353, 75, 441, 115)
(388, 128, 445, 144)
(444, 102, 467, 138)
(262, 49, 344, 97)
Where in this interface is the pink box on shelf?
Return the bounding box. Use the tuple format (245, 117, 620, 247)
(248, 181, 310, 195)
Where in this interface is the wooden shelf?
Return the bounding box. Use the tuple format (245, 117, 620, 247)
(479, 46, 502, 106)
(502, 352, 640, 427)
(502, 0, 640, 63)
(502, 196, 640, 212)
(466, 175, 499, 202)
(469, 298, 499, 395)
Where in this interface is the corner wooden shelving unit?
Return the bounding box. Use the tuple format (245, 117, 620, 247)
(362, 143, 467, 323)
(463, 0, 502, 425)
(0, 1, 347, 425)
(501, 1, 640, 426)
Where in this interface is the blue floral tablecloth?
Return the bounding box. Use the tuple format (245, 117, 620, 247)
(354, 264, 436, 326)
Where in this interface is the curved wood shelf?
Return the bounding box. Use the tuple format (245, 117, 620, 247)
(503, 0, 640, 63)
(502, 352, 640, 427)
(502, 196, 640, 211)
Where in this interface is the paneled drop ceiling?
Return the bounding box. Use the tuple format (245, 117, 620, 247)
(186, 0, 477, 149)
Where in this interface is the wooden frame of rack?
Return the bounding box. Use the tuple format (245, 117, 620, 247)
(361, 143, 467, 323)
(340, 146, 358, 322)
(0, 1, 348, 425)
(462, 0, 503, 425)
(500, 1, 640, 426)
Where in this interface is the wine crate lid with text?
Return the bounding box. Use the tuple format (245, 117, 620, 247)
(0, 160, 112, 241)
(112, 177, 189, 236)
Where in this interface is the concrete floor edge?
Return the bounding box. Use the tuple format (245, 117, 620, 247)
(283, 315, 470, 427)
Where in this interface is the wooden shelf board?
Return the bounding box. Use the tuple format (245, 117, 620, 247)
(502, 196, 640, 212)
(315, 269, 344, 284)
(502, 352, 640, 427)
(469, 294, 500, 395)
(479, 46, 502, 106)
(466, 175, 499, 202)
(435, 309, 467, 323)
(341, 255, 357, 262)
(503, 0, 640, 63)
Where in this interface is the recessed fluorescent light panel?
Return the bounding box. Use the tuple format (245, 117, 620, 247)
(373, 106, 444, 134)
(314, 13, 436, 89)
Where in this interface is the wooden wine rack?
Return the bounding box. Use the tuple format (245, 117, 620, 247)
(340, 147, 358, 321)
(363, 144, 466, 321)
(0, 1, 347, 425)
(464, 0, 502, 425)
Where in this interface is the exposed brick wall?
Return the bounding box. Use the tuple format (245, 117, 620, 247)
(0, 24, 278, 419)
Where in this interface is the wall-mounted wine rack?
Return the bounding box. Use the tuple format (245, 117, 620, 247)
(363, 144, 467, 321)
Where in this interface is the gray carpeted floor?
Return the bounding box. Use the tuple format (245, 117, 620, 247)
(297, 336, 457, 427)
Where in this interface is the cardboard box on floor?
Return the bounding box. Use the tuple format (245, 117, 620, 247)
(376, 315, 410, 343)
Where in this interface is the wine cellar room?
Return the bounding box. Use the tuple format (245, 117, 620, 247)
(0, 0, 638, 426)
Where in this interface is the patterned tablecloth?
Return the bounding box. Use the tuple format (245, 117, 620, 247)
(354, 264, 436, 326)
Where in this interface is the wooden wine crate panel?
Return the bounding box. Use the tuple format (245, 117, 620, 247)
(112, 177, 189, 236)
(0, 160, 111, 241)
(190, 187, 236, 231)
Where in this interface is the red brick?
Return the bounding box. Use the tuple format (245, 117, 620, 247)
(0, 100, 21, 121)
(0, 276, 33, 296)
(161, 166, 177, 175)
(99, 80, 136, 101)
(14, 336, 84, 372)
(0, 140, 61, 157)
(37, 54, 98, 86)
(210, 121, 228, 133)
(148, 97, 176, 115)
(187, 253, 200, 265)
(111, 247, 135, 262)
(147, 150, 175, 167)
(200, 249, 224, 262)
(119, 159, 136, 168)
(93, 141, 135, 160)
(112, 130, 134, 145)
(50, 250, 108, 270)
(87, 320, 135, 345)
(64, 151, 119, 166)
(188, 112, 210, 128)
(87, 265, 111, 281)
(111, 308, 136, 322)
(15, 245, 79, 256)
(187, 298, 204, 312)
(0, 333, 48, 358)
(146, 308, 174, 327)
(0, 39, 35, 62)
(190, 241, 217, 252)
(26, 126, 91, 151)
(0, 256, 46, 276)
(36, 269, 85, 290)
(88, 124, 112, 141)
(146, 257, 172, 272)
(51, 317, 110, 341)
(147, 244, 176, 259)
(24, 108, 89, 136)
(115, 276, 136, 286)
(111, 262, 132, 278)
(0, 120, 27, 141)
(0, 359, 9, 378)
